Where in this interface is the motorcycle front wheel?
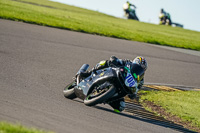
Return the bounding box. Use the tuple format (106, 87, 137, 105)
(63, 81, 77, 99)
(84, 84, 116, 106)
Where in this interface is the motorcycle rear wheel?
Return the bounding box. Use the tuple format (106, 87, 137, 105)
(63, 81, 77, 99)
(84, 84, 116, 106)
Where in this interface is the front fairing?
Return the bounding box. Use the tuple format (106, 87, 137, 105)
(74, 67, 117, 99)
(124, 72, 137, 88)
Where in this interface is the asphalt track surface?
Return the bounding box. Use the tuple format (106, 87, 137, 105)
(0, 19, 200, 133)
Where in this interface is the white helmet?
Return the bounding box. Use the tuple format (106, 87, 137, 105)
(133, 56, 148, 71)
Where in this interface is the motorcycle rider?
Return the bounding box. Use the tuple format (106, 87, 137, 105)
(124, 1, 137, 11)
(123, 1, 139, 20)
(79, 56, 148, 112)
(159, 8, 172, 25)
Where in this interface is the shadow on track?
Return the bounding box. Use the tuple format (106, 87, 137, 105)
(94, 101, 197, 133)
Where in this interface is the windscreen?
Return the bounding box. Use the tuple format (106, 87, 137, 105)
(130, 63, 145, 80)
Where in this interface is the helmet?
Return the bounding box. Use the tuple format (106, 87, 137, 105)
(123, 3, 129, 10)
(161, 8, 164, 13)
(132, 56, 147, 71)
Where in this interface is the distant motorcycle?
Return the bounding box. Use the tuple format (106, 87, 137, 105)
(63, 63, 144, 106)
(159, 13, 183, 28)
(159, 12, 172, 25)
(123, 5, 139, 21)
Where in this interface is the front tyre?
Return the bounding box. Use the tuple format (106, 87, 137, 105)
(84, 84, 116, 106)
(63, 81, 77, 99)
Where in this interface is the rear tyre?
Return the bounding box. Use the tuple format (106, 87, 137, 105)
(84, 84, 116, 106)
(63, 81, 77, 99)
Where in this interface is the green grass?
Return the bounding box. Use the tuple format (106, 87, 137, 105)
(0, 0, 200, 50)
(140, 90, 200, 129)
(0, 122, 52, 133)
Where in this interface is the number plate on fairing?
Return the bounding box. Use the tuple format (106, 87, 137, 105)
(125, 72, 136, 87)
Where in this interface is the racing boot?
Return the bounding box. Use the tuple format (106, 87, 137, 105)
(109, 98, 125, 113)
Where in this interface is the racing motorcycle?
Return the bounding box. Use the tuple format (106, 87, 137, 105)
(63, 62, 144, 107)
(123, 6, 139, 21)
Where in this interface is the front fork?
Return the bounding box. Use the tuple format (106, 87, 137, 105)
(76, 75, 80, 85)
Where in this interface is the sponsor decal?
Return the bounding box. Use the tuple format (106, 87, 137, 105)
(99, 72, 104, 77)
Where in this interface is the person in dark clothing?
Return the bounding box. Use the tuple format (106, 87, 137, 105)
(79, 55, 148, 112)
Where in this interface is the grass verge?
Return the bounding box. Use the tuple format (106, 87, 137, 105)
(0, 0, 200, 50)
(139, 90, 200, 132)
(0, 121, 53, 133)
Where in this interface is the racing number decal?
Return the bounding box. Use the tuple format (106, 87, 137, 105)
(125, 73, 135, 87)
